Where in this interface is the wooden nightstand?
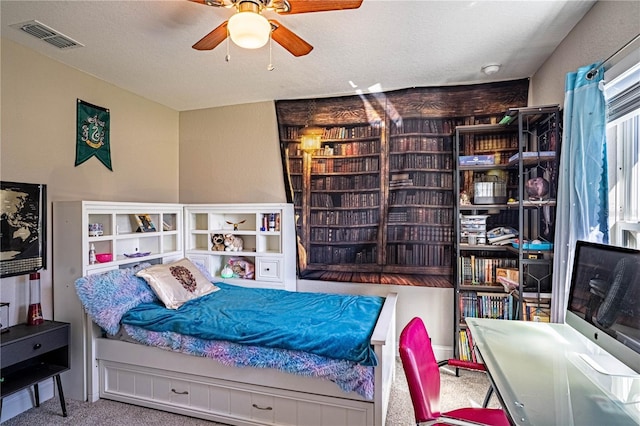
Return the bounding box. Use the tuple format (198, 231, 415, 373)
(0, 320, 70, 418)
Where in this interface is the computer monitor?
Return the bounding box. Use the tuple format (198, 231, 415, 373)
(566, 240, 640, 373)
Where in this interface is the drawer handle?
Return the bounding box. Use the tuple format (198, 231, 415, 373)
(33, 343, 42, 350)
(252, 404, 273, 411)
(171, 389, 188, 395)
(265, 268, 270, 271)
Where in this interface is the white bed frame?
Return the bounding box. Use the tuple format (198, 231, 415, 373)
(85, 293, 397, 426)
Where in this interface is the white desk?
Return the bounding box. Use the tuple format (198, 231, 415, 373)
(466, 318, 640, 425)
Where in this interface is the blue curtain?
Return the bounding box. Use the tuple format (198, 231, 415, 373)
(551, 62, 608, 322)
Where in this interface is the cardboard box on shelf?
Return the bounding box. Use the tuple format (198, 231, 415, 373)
(496, 267, 519, 282)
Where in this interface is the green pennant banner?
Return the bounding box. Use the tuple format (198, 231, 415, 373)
(76, 99, 112, 170)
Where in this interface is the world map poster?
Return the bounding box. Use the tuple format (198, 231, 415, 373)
(0, 181, 47, 277)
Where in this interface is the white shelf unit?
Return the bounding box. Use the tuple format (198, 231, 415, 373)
(84, 207, 182, 272)
(184, 203, 297, 291)
(53, 201, 184, 401)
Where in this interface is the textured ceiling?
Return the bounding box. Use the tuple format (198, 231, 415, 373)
(1, 0, 596, 111)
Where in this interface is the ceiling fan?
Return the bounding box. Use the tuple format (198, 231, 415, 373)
(190, 0, 363, 57)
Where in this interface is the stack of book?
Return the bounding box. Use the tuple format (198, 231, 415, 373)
(458, 328, 477, 362)
(523, 299, 551, 322)
(389, 173, 413, 188)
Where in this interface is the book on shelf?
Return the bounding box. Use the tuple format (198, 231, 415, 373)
(457, 328, 478, 362)
(321, 125, 380, 141)
(460, 291, 514, 320)
(496, 267, 519, 292)
(389, 179, 414, 188)
(458, 330, 471, 361)
(389, 174, 414, 187)
(508, 151, 556, 163)
(491, 237, 518, 246)
(522, 298, 551, 322)
(134, 214, 156, 232)
(390, 136, 451, 152)
(391, 173, 410, 181)
(465, 328, 477, 363)
(472, 134, 518, 152)
(391, 118, 452, 135)
(460, 256, 518, 286)
(497, 276, 518, 292)
(390, 153, 451, 169)
(487, 226, 518, 244)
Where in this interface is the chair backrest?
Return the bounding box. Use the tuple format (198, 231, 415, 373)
(399, 317, 441, 422)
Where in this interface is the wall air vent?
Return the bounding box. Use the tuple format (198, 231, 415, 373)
(11, 20, 84, 49)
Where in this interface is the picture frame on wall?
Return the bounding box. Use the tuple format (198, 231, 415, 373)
(134, 214, 156, 232)
(0, 181, 47, 278)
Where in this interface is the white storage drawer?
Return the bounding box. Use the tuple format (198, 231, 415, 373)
(256, 258, 282, 281)
(100, 361, 372, 426)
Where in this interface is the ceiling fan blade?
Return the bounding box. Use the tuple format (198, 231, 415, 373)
(192, 21, 228, 50)
(188, 0, 226, 6)
(279, 0, 363, 14)
(270, 20, 313, 57)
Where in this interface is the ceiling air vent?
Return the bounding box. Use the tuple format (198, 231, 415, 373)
(11, 20, 83, 50)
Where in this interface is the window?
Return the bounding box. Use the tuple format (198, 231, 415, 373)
(605, 59, 640, 248)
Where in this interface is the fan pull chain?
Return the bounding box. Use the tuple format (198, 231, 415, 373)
(267, 33, 274, 71)
(225, 27, 231, 62)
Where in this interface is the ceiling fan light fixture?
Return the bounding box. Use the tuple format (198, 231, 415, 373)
(228, 11, 271, 49)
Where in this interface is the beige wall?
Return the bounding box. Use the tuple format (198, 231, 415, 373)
(178, 102, 286, 204)
(1, 38, 179, 325)
(530, 0, 640, 106)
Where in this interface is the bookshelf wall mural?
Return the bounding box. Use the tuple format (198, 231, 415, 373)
(276, 80, 529, 287)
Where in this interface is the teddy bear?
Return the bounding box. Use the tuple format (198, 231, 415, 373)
(223, 233, 244, 252)
(210, 233, 225, 251)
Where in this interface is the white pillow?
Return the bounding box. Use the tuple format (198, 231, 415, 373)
(136, 258, 219, 309)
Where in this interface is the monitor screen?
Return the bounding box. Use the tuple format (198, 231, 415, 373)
(566, 240, 640, 373)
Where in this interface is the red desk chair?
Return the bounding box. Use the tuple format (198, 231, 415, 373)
(399, 317, 510, 426)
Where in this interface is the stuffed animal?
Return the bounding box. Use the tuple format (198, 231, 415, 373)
(220, 264, 234, 278)
(228, 257, 254, 279)
(459, 191, 471, 205)
(525, 177, 550, 200)
(211, 233, 225, 251)
(224, 233, 244, 252)
(226, 220, 246, 231)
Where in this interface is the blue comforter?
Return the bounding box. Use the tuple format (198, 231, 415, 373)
(121, 283, 384, 366)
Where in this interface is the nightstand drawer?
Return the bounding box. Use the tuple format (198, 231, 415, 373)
(1, 326, 69, 369)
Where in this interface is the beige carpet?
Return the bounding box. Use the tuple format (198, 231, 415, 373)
(3, 360, 497, 425)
